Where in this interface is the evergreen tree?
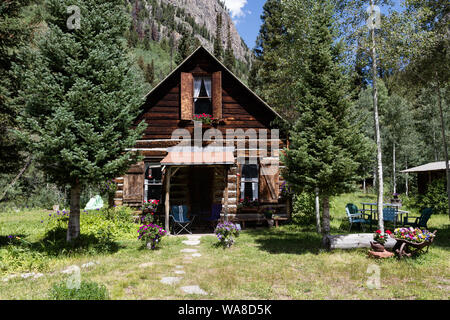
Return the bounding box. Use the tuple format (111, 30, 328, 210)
(176, 28, 193, 65)
(214, 13, 223, 60)
(282, 0, 370, 243)
(0, 0, 33, 174)
(224, 23, 235, 71)
(144, 60, 155, 86)
(251, 0, 292, 122)
(13, 0, 147, 241)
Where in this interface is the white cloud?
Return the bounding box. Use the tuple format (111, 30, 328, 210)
(224, 0, 248, 19)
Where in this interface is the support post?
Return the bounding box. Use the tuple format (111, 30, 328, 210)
(165, 167, 171, 234)
(224, 166, 229, 222)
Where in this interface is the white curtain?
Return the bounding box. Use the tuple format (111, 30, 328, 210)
(194, 77, 202, 101)
(203, 77, 212, 98)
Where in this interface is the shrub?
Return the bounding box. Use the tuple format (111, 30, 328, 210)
(420, 178, 448, 215)
(214, 222, 240, 248)
(291, 192, 316, 225)
(137, 223, 167, 249)
(49, 280, 110, 300)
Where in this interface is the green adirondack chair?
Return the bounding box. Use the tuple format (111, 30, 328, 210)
(403, 208, 433, 229)
(345, 203, 372, 232)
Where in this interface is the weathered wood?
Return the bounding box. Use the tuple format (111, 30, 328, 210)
(123, 162, 145, 203)
(325, 233, 396, 250)
(181, 72, 193, 120)
(212, 71, 222, 119)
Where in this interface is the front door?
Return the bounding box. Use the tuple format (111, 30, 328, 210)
(189, 167, 213, 216)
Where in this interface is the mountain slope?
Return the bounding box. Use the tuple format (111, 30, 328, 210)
(126, 0, 253, 86)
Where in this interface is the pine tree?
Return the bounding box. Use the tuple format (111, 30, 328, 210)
(282, 0, 370, 243)
(176, 28, 193, 65)
(251, 0, 291, 121)
(0, 0, 33, 174)
(214, 13, 223, 60)
(13, 0, 147, 241)
(224, 23, 235, 71)
(144, 60, 155, 86)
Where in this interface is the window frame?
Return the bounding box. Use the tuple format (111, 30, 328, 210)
(193, 75, 213, 116)
(144, 163, 163, 203)
(240, 162, 259, 202)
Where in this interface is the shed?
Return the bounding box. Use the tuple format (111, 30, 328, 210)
(401, 161, 449, 194)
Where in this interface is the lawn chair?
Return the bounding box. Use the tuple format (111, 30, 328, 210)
(346, 203, 372, 232)
(203, 204, 222, 231)
(403, 208, 433, 229)
(170, 205, 195, 235)
(383, 207, 399, 227)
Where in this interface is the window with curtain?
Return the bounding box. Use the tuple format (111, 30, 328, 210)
(194, 76, 212, 116)
(240, 163, 259, 201)
(144, 163, 162, 202)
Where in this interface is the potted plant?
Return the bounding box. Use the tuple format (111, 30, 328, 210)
(214, 221, 240, 248)
(138, 223, 167, 250)
(193, 114, 214, 126)
(142, 199, 159, 214)
(371, 229, 392, 252)
(264, 207, 275, 227)
(237, 197, 260, 212)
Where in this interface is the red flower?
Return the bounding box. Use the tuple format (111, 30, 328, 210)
(386, 230, 392, 235)
(376, 230, 381, 234)
(379, 235, 384, 238)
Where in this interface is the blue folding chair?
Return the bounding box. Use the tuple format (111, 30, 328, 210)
(170, 205, 195, 235)
(203, 204, 222, 230)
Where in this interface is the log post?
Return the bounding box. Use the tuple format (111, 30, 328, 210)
(224, 166, 229, 222)
(165, 167, 171, 234)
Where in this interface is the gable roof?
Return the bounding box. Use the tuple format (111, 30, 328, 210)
(142, 46, 283, 121)
(401, 161, 450, 173)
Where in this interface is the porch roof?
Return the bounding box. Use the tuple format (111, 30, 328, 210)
(160, 147, 235, 166)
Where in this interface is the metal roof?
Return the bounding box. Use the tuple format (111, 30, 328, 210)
(400, 161, 450, 173)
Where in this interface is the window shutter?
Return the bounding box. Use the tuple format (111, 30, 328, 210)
(259, 159, 279, 203)
(212, 71, 222, 119)
(123, 162, 145, 203)
(181, 72, 193, 120)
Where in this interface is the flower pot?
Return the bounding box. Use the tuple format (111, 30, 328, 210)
(370, 241, 385, 252)
(146, 240, 157, 250)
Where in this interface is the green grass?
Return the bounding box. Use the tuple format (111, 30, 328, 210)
(0, 193, 449, 300)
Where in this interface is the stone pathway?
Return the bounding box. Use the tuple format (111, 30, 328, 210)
(2, 261, 100, 283)
(158, 234, 209, 296)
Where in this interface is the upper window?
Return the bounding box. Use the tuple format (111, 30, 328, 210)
(194, 76, 212, 116)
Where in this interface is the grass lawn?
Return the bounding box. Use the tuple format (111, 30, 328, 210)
(0, 193, 449, 300)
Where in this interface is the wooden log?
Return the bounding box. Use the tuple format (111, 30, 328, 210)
(325, 233, 396, 250)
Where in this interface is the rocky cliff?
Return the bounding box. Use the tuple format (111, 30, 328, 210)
(131, 0, 252, 64)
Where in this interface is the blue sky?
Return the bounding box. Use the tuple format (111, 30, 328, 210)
(225, 0, 404, 51)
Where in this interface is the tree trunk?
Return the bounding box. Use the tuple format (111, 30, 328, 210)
(315, 188, 321, 234)
(435, 81, 450, 219)
(67, 181, 81, 242)
(321, 195, 330, 247)
(0, 155, 32, 202)
(405, 159, 409, 197)
(325, 233, 396, 250)
(370, 0, 384, 233)
(393, 142, 396, 194)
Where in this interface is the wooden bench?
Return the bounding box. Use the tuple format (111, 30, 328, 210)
(231, 214, 265, 229)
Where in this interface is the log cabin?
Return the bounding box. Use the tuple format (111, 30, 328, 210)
(113, 46, 291, 232)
